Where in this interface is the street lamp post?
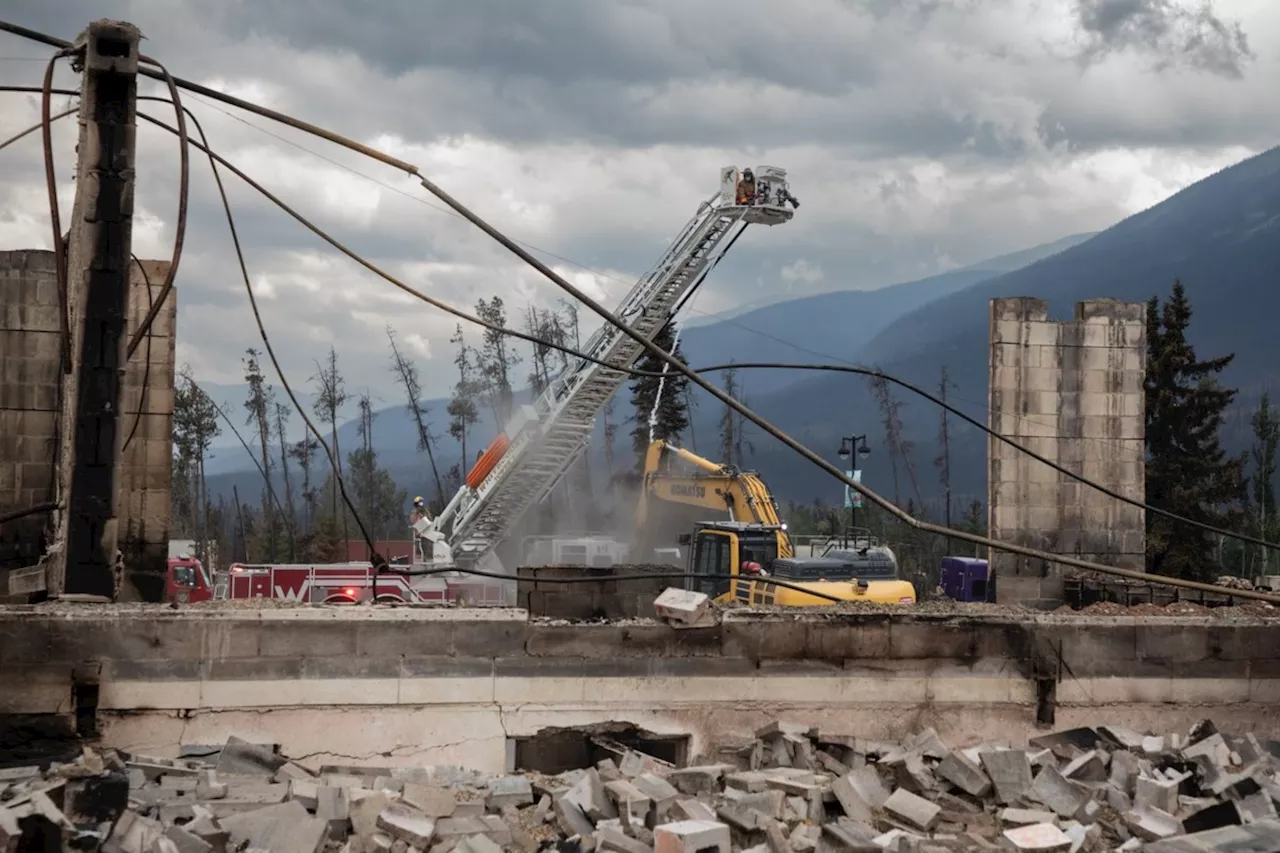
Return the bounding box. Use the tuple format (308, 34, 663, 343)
(836, 435, 871, 546)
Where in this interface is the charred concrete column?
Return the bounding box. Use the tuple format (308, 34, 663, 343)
(987, 298, 1146, 608)
(48, 21, 143, 599)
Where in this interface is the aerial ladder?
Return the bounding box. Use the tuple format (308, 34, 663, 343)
(418, 166, 798, 568)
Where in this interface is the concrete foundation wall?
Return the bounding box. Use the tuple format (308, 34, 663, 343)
(517, 565, 669, 619)
(0, 250, 175, 592)
(2, 607, 1277, 771)
(988, 298, 1146, 607)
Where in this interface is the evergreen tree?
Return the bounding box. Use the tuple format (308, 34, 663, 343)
(629, 326, 690, 468)
(1249, 393, 1280, 575)
(1144, 281, 1246, 581)
(317, 449, 409, 548)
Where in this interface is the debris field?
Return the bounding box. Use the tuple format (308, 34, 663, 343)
(2, 721, 1279, 853)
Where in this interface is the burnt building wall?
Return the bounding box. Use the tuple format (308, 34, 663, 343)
(0, 250, 176, 599)
(987, 298, 1146, 608)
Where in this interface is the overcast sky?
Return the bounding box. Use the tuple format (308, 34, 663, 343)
(1, 0, 1275, 409)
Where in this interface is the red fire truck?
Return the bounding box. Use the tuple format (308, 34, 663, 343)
(164, 556, 507, 606)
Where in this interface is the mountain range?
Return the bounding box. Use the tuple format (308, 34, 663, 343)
(200, 144, 1280, 520)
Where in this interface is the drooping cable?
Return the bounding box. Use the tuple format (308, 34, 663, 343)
(124, 110, 1280, 602)
(0, 501, 58, 526)
(406, 157, 1280, 605)
(381, 563, 856, 604)
(137, 107, 381, 566)
(0, 21, 418, 174)
(40, 48, 73, 373)
(185, 379, 298, 551)
(122, 255, 154, 453)
(7, 31, 1269, 595)
(124, 57, 188, 359)
(0, 105, 75, 151)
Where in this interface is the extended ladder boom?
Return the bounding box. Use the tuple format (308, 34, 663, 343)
(434, 166, 798, 565)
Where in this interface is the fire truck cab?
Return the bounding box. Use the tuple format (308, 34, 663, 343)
(165, 555, 216, 604)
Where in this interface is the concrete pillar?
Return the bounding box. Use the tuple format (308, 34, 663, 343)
(987, 298, 1146, 608)
(48, 20, 143, 599)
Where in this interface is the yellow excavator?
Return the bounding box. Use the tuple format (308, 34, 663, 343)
(637, 440, 916, 607)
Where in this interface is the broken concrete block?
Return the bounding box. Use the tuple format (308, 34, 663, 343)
(604, 779, 652, 821)
(553, 795, 595, 838)
(1061, 751, 1107, 783)
(1002, 823, 1072, 852)
(653, 588, 714, 628)
(980, 750, 1034, 805)
(1135, 775, 1180, 815)
(1029, 765, 1088, 820)
(163, 824, 213, 853)
(937, 751, 992, 798)
(487, 776, 533, 810)
(1124, 807, 1181, 842)
(376, 804, 436, 848)
(598, 826, 654, 853)
(457, 835, 505, 853)
(219, 801, 327, 853)
(632, 773, 679, 819)
(653, 820, 730, 853)
(671, 799, 717, 822)
(401, 783, 456, 818)
(350, 792, 394, 842)
(0, 808, 19, 853)
(666, 766, 729, 796)
(566, 769, 617, 822)
(893, 753, 935, 794)
(883, 788, 940, 832)
(725, 771, 770, 793)
(289, 779, 320, 811)
(1000, 808, 1057, 826)
(316, 786, 350, 834)
(831, 767, 888, 823)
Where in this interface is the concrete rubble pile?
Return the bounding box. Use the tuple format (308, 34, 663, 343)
(3, 723, 1280, 853)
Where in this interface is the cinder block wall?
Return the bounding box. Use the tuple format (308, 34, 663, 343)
(118, 258, 177, 599)
(987, 298, 1146, 607)
(0, 250, 176, 598)
(0, 251, 62, 572)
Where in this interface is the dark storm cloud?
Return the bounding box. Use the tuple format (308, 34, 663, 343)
(207, 0, 881, 95)
(1076, 0, 1254, 77)
(2, 0, 1274, 402)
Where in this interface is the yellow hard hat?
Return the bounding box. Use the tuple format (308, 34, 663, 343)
(413, 496, 425, 506)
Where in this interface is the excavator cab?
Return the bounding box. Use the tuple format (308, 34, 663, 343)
(684, 520, 916, 607)
(686, 521, 784, 602)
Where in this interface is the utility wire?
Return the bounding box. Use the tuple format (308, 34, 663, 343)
(5, 81, 1113, 457)
(8, 26, 1271, 601)
(0, 501, 58, 526)
(0, 105, 74, 150)
(138, 105, 382, 566)
(0, 21, 417, 173)
(690, 362, 1280, 555)
(131, 109, 1280, 602)
(381, 564, 859, 605)
(126, 56, 189, 360)
(185, 377, 298, 552)
(39, 49, 72, 372)
(404, 141, 1280, 607)
(18, 99, 1280, 595)
(122, 255, 155, 453)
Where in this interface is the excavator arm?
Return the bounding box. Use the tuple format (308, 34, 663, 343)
(637, 440, 792, 557)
